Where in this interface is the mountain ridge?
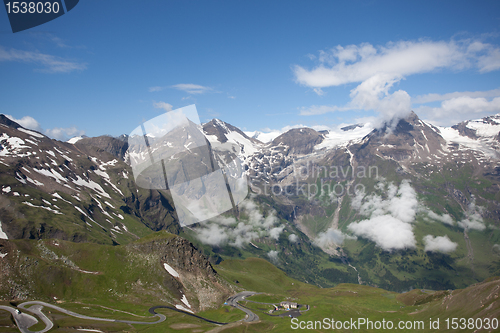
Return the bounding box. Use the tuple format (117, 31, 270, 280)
(1, 111, 500, 294)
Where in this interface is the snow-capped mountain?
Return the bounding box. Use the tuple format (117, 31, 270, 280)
(203, 118, 263, 159)
(240, 112, 500, 184)
(0, 115, 179, 244)
(2, 111, 499, 243)
(1, 111, 500, 293)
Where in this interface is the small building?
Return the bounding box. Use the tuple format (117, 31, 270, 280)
(280, 301, 298, 310)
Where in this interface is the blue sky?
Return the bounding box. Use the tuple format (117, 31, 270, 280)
(1, 0, 499, 140)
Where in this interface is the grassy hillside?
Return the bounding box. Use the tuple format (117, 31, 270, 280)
(215, 258, 500, 333)
(1, 241, 499, 332)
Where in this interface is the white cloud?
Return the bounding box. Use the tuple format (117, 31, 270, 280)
(412, 87, 500, 126)
(349, 215, 416, 251)
(414, 96, 500, 123)
(171, 84, 213, 94)
(149, 86, 163, 92)
(5, 115, 42, 131)
(6, 114, 84, 140)
(413, 88, 500, 104)
(294, 39, 496, 88)
(423, 235, 458, 253)
(153, 101, 173, 112)
(295, 38, 500, 125)
(314, 228, 356, 248)
(194, 224, 229, 247)
(45, 126, 85, 140)
(269, 225, 285, 240)
(288, 234, 298, 243)
(457, 199, 485, 231)
(267, 250, 279, 264)
(194, 199, 284, 248)
(300, 105, 344, 116)
(149, 83, 214, 95)
(422, 208, 455, 226)
(348, 180, 418, 251)
(0, 45, 87, 73)
(313, 88, 325, 96)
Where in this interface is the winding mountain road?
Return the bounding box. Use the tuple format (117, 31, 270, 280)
(0, 291, 261, 332)
(225, 291, 260, 322)
(0, 301, 165, 333)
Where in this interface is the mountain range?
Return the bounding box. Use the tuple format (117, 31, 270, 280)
(1, 111, 500, 330)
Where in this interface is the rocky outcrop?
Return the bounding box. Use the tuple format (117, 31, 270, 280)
(272, 128, 324, 155)
(76, 136, 129, 162)
(128, 234, 234, 311)
(452, 121, 478, 139)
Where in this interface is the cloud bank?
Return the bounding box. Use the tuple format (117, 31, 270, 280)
(348, 180, 418, 251)
(295, 38, 500, 126)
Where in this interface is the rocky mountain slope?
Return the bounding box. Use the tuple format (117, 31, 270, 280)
(196, 111, 500, 291)
(1, 111, 500, 293)
(0, 231, 234, 312)
(0, 115, 179, 245)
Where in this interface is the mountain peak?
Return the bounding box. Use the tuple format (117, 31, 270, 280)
(0, 114, 22, 129)
(203, 118, 258, 144)
(271, 127, 324, 155)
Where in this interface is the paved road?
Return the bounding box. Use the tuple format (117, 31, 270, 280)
(19, 304, 54, 333)
(149, 305, 226, 325)
(0, 292, 263, 332)
(225, 291, 259, 322)
(0, 305, 39, 333)
(18, 301, 166, 325)
(0, 301, 166, 333)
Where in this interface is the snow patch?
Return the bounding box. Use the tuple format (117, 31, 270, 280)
(438, 126, 498, 159)
(33, 168, 67, 184)
(0, 133, 29, 156)
(72, 175, 111, 198)
(181, 294, 191, 308)
(0, 221, 8, 239)
(68, 136, 83, 144)
(25, 176, 44, 186)
(175, 304, 194, 314)
(315, 123, 373, 150)
(25, 138, 38, 145)
(22, 202, 62, 214)
(77, 329, 104, 332)
(18, 127, 44, 138)
(163, 263, 180, 277)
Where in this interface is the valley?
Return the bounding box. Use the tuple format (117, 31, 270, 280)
(0, 111, 499, 331)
